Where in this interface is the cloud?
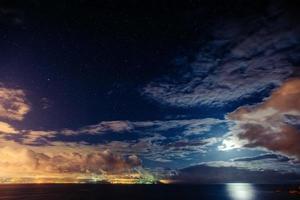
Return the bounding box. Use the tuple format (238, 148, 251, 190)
(0, 121, 18, 134)
(67, 121, 133, 135)
(58, 118, 223, 136)
(0, 144, 141, 179)
(0, 87, 30, 121)
(220, 78, 300, 160)
(21, 130, 58, 145)
(0, 6, 24, 26)
(15, 118, 222, 152)
(0, 86, 221, 176)
(0, 117, 223, 166)
(232, 154, 290, 162)
(141, 5, 299, 107)
(203, 158, 300, 174)
(173, 164, 300, 184)
(71, 134, 215, 163)
(4, 87, 148, 179)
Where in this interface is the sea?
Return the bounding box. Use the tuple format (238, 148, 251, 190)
(0, 183, 299, 200)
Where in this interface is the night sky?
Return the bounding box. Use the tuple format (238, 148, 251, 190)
(0, 0, 299, 183)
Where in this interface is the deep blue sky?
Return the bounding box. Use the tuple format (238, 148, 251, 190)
(0, 0, 270, 129)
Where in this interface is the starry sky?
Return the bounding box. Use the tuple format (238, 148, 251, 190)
(0, 0, 299, 183)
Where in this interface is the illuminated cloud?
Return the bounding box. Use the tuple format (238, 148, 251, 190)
(0, 121, 18, 134)
(0, 143, 141, 179)
(131, 118, 223, 136)
(0, 120, 142, 178)
(141, 9, 298, 107)
(58, 118, 222, 136)
(61, 121, 133, 135)
(0, 87, 30, 121)
(22, 130, 57, 145)
(220, 78, 300, 160)
(96, 134, 221, 163)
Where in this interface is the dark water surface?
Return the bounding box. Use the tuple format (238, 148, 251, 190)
(0, 183, 299, 200)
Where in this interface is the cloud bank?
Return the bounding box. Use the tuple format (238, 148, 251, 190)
(0, 145, 141, 177)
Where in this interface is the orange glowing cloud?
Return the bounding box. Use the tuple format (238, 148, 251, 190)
(0, 142, 142, 180)
(0, 87, 30, 121)
(0, 121, 18, 134)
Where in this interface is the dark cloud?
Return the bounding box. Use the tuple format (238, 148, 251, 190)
(0, 7, 24, 26)
(142, 2, 299, 107)
(173, 165, 300, 183)
(57, 118, 223, 136)
(232, 154, 290, 162)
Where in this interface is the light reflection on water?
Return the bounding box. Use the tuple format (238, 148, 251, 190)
(226, 183, 256, 200)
